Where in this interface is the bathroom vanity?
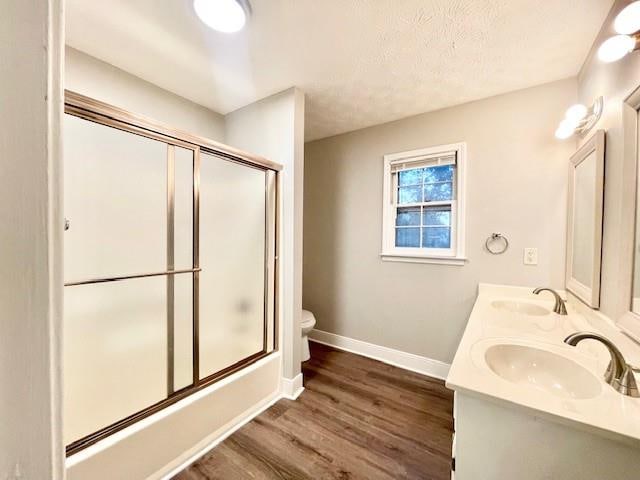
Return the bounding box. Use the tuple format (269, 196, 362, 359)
(447, 284, 640, 480)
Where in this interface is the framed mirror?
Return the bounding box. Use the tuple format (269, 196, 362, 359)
(565, 130, 605, 308)
(618, 86, 640, 342)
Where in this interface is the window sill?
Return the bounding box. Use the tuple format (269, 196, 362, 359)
(380, 252, 468, 266)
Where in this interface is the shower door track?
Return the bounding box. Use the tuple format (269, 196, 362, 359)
(64, 90, 282, 457)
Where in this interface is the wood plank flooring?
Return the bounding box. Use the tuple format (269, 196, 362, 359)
(174, 342, 454, 480)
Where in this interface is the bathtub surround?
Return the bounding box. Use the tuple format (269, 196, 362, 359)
(63, 51, 305, 477)
(0, 1, 64, 479)
(304, 78, 577, 365)
(66, 354, 281, 480)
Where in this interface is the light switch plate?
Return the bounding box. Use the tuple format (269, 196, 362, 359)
(524, 247, 538, 265)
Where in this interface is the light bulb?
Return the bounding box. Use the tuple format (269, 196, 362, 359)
(565, 104, 588, 123)
(193, 0, 247, 33)
(598, 35, 636, 63)
(615, 1, 640, 34)
(555, 120, 575, 140)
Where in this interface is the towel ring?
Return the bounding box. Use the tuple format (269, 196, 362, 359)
(485, 233, 509, 255)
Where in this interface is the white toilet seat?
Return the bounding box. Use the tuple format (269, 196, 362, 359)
(301, 309, 316, 361)
(301, 309, 316, 328)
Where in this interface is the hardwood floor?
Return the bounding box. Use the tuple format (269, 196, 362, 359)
(174, 342, 454, 480)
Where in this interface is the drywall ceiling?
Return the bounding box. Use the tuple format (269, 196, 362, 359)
(66, 0, 612, 141)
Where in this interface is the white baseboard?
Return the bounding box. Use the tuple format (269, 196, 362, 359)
(157, 390, 282, 479)
(309, 329, 450, 380)
(281, 373, 304, 400)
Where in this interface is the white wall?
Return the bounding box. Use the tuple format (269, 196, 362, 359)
(303, 78, 577, 364)
(225, 88, 306, 381)
(577, 0, 640, 320)
(66, 47, 225, 141)
(0, 1, 64, 478)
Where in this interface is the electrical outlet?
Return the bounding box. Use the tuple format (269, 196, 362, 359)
(524, 247, 538, 265)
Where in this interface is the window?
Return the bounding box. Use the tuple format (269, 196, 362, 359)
(381, 143, 466, 265)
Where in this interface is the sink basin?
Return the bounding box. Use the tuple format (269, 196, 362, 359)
(491, 300, 550, 316)
(484, 344, 601, 400)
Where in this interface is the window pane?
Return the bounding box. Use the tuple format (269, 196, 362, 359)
(422, 227, 451, 248)
(398, 168, 423, 186)
(423, 206, 451, 226)
(395, 227, 420, 247)
(398, 186, 422, 204)
(424, 182, 453, 201)
(424, 165, 454, 183)
(396, 207, 421, 226)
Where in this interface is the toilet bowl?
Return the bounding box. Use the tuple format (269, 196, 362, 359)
(301, 309, 316, 362)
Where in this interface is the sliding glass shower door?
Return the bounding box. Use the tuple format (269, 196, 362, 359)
(199, 153, 267, 378)
(63, 95, 278, 454)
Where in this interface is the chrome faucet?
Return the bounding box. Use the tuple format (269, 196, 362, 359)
(564, 332, 639, 398)
(532, 287, 567, 315)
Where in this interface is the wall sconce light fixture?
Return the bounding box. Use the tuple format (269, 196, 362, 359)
(554, 97, 604, 140)
(598, 1, 640, 63)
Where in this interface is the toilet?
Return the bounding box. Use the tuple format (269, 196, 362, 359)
(301, 309, 316, 362)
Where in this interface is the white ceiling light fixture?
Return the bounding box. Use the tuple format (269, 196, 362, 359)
(565, 104, 588, 123)
(615, 1, 640, 34)
(193, 0, 251, 33)
(598, 1, 640, 63)
(554, 97, 603, 140)
(598, 34, 638, 62)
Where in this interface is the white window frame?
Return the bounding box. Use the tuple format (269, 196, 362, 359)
(380, 142, 467, 266)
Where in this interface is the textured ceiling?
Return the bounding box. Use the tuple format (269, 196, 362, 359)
(66, 0, 613, 141)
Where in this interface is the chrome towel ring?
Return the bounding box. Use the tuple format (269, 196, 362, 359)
(485, 233, 509, 255)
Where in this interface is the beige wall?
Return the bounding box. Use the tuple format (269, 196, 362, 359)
(304, 78, 577, 363)
(577, 0, 640, 320)
(0, 1, 64, 478)
(66, 47, 226, 141)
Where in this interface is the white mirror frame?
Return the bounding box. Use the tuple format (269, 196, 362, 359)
(618, 85, 640, 342)
(565, 130, 605, 308)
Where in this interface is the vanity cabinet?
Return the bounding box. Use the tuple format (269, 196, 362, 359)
(451, 391, 640, 480)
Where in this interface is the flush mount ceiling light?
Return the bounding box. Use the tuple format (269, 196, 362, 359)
(598, 1, 640, 63)
(554, 97, 604, 140)
(193, 0, 251, 33)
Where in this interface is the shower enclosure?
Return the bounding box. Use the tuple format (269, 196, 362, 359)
(63, 92, 279, 455)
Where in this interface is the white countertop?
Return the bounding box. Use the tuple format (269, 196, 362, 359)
(446, 283, 640, 446)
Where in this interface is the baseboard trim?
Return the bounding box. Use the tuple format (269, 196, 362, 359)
(281, 373, 304, 400)
(157, 391, 283, 479)
(309, 329, 450, 380)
